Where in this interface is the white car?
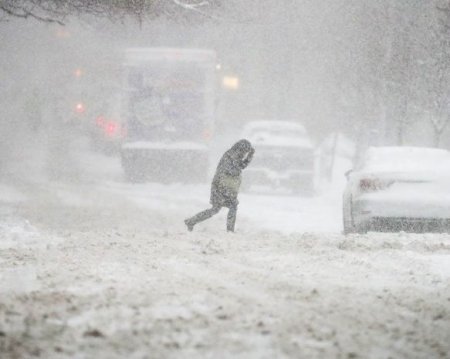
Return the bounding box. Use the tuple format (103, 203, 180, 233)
(241, 120, 315, 194)
(343, 146, 450, 234)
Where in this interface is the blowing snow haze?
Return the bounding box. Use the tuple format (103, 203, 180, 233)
(0, 1, 449, 358)
(1, 1, 449, 181)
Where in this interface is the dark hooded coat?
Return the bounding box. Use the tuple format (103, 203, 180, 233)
(210, 139, 254, 208)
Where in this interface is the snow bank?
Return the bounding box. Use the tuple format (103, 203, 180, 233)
(0, 170, 448, 359)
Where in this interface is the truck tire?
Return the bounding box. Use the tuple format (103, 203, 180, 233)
(121, 155, 144, 183)
(123, 166, 144, 183)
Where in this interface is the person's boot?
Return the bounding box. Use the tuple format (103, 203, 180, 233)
(226, 206, 237, 233)
(226, 221, 235, 233)
(184, 219, 194, 232)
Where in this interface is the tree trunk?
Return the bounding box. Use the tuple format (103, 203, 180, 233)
(396, 119, 405, 145)
(433, 127, 442, 148)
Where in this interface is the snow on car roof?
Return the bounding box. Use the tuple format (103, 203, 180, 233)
(243, 120, 307, 133)
(363, 146, 450, 172)
(242, 120, 313, 148)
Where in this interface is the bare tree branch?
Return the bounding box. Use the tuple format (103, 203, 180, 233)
(0, 3, 65, 25)
(0, 0, 223, 25)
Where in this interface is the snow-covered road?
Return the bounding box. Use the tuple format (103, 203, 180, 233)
(0, 153, 449, 358)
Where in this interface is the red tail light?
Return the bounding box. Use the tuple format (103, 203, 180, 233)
(95, 115, 124, 139)
(105, 121, 125, 139)
(105, 122, 118, 136)
(359, 178, 393, 193)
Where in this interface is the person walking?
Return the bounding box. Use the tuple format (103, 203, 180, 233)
(184, 139, 255, 232)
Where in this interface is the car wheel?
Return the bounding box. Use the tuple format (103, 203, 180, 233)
(343, 196, 356, 234)
(343, 215, 356, 234)
(354, 224, 368, 234)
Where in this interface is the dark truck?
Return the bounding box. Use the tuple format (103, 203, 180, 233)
(120, 48, 216, 183)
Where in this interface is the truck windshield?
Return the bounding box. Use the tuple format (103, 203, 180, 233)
(125, 62, 209, 142)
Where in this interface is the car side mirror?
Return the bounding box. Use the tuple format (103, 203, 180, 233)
(345, 169, 353, 180)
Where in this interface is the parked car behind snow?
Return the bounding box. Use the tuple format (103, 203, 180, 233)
(241, 120, 315, 194)
(343, 146, 450, 234)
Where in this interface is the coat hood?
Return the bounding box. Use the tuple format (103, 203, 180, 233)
(230, 139, 252, 155)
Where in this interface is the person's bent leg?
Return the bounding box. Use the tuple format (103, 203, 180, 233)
(227, 204, 238, 232)
(185, 206, 221, 231)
